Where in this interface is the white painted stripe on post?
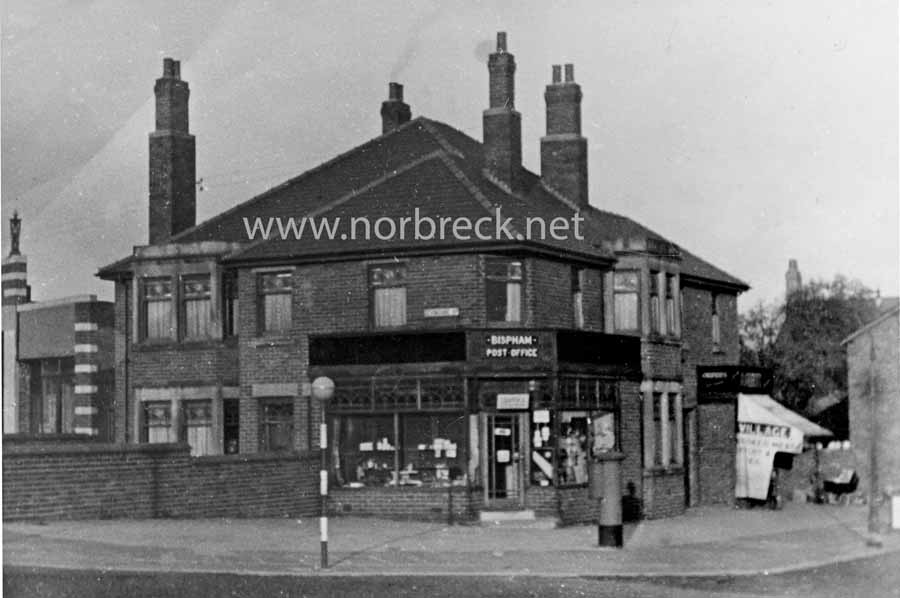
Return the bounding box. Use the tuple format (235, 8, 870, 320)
(74, 364, 99, 374)
(74, 406, 98, 416)
(74, 385, 98, 394)
(74, 322, 99, 331)
(320, 423, 327, 449)
(1, 272, 27, 281)
(74, 427, 99, 435)
(320, 517, 328, 542)
(320, 470, 328, 496)
(3, 288, 28, 297)
(74, 344, 98, 353)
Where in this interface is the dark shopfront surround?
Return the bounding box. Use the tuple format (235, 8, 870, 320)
(309, 328, 640, 521)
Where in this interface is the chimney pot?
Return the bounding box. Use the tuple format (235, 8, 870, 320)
(388, 82, 403, 102)
(163, 57, 176, 78)
(552, 65, 562, 84)
(564, 63, 574, 82)
(496, 31, 507, 53)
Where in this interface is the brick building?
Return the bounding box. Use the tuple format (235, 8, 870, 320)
(2, 214, 115, 439)
(98, 34, 747, 521)
(842, 304, 900, 531)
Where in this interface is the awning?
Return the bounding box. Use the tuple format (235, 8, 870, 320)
(738, 393, 833, 440)
(735, 394, 832, 500)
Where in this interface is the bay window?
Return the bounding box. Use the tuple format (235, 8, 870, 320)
(486, 258, 523, 323)
(140, 277, 174, 340)
(613, 271, 639, 332)
(181, 275, 212, 340)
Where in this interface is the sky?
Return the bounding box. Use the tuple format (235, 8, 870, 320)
(2, 0, 897, 311)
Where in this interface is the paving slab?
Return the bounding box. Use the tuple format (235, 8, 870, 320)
(4, 503, 898, 578)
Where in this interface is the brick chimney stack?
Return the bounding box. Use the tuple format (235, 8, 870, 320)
(381, 82, 412, 134)
(541, 63, 588, 208)
(483, 32, 522, 191)
(149, 57, 196, 244)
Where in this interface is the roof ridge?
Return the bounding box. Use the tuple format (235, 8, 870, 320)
(169, 117, 431, 243)
(436, 154, 524, 240)
(419, 118, 466, 159)
(222, 149, 451, 261)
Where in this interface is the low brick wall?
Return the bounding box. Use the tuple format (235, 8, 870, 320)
(328, 486, 479, 522)
(557, 486, 599, 525)
(2, 436, 318, 521)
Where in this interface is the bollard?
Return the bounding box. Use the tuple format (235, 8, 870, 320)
(591, 451, 625, 548)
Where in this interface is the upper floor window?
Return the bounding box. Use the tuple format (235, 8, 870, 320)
(666, 274, 678, 335)
(649, 271, 661, 333)
(257, 271, 292, 333)
(223, 271, 239, 338)
(711, 293, 721, 347)
(613, 271, 639, 332)
(370, 263, 407, 328)
(486, 258, 522, 323)
(140, 277, 174, 340)
(572, 267, 584, 329)
(181, 275, 212, 340)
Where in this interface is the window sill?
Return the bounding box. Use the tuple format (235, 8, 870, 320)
(644, 465, 685, 477)
(133, 338, 233, 352)
(645, 334, 682, 346)
(251, 335, 295, 348)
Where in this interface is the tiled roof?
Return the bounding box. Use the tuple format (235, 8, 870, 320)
(102, 116, 748, 290)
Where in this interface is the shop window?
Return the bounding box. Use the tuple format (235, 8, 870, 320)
(332, 415, 396, 487)
(613, 271, 639, 331)
(572, 267, 584, 329)
(181, 275, 212, 340)
(711, 293, 721, 347)
(257, 271, 292, 334)
(223, 271, 239, 338)
(486, 258, 522, 323)
(370, 264, 407, 328)
(399, 414, 465, 486)
(529, 409, 617, 487)
(331, 413, 466, 488)
(181, 400, 213, 456)
(223, 398, 240, 454)
(649, 271, 661, 333)
(140, 277, 174, 340)
(666, 274, 678, 336)
(143, 402, 172, 443)
(259, 398, 294, 452)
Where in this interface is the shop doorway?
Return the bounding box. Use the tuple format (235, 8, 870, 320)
(485, 413, 527, 506)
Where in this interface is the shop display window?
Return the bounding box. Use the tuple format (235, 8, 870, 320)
(529, 409, 617, 487)
(332, 413, 466, 489)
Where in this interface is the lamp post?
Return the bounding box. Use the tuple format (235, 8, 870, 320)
(311, 376, 335, 568)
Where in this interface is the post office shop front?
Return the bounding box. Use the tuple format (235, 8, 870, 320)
(311, 329, 641, 523)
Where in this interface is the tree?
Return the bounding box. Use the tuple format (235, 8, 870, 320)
(740, 275, 879, 413)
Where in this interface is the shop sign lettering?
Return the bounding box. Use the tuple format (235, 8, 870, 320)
(484, 334, 539, 358)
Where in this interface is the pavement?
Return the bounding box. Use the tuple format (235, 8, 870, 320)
(4, 502, 899, 578)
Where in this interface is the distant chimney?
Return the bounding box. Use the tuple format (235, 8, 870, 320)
(482, 32, 522, 191)
(785, 259, 802, 297)
(381, 82, 411, 134)
(541, 63, 588, 208)
(149, 57, 196, 244)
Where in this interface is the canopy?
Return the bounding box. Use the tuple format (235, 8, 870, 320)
(735, 394, 832, 499)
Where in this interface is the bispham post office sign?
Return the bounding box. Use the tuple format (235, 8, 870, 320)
(483, 333, 540, 358)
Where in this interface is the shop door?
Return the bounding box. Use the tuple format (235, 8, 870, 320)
(485, 414, 526, 505)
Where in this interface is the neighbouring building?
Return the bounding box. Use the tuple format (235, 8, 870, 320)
(2, 214, 115, 439)
(98, 34, 748, 522)
(843, 303, 900, 531)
